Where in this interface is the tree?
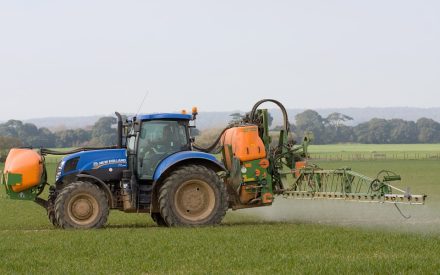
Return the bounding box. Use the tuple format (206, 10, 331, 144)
(388, 119, 418, 144)
(295, 110, 326, 144)
(89, 117, 117, 146)
(323, 124, 356, 144)
(35, 127, 56, 148)
(229, 113, 244, 124)
(325, 112, 353, 127)
(55, 129, 92, 147)
(416, 118, 440, 143)
(323, 112, 355, 143)
(0, 120, 23, 137)
(354, 119, 391, 144)
(0, 136, 22, 161)
(0, 120, 56, 147)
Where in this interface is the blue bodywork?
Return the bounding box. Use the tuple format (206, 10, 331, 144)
(57, 149, 224, 183)
(153, 151, 224, 181)
(56, 112, 222, 185)
(56, 149, 128, 182)
(56, 113, 225, 185)
(136, 113, 192, 121)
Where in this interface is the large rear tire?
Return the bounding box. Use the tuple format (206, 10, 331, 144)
(151, 212, 168, 227)
(159, 165, 228, 226)
(54, 181, 109, 229)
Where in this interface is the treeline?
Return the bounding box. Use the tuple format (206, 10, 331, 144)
(0, 117, 117, 156)
(1, 110, 440, 158)
(290, 110, 440, 144)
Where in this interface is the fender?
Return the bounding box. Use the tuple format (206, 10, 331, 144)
(76, 174, 116, 208)
(150, 151, 226, 213)
(153, 151, 226, 182)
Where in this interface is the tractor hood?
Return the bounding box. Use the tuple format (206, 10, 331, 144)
(56, 149, 127, 182)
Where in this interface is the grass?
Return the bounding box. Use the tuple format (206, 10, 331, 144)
(309, 144, 440, 160)
(1, 223, 439, 274)
(309, 144, 440, 153)
(1, 145, 440, 274)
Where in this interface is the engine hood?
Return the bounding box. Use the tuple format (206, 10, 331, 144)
(56, 149, 127, 182)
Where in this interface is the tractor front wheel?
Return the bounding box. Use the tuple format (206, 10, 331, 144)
(54, 181, 109, 229)
(159, 165, 228, 226)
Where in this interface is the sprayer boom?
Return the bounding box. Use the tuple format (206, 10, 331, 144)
(280, 167, 426, 205)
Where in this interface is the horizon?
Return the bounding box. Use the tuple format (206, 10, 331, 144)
(0, 105, 439, 122)
(15, 105, 440, 121)
(0, 106, 438, 132)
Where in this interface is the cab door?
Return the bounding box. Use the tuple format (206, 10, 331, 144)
(136, 120, 190, 179)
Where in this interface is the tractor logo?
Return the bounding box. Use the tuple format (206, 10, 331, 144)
(93, 159, 127, 169)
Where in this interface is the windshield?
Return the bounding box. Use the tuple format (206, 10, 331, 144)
(137, 120, 189, 179)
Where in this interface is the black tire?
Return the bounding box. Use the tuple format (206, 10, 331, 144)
(47, 190, 59, 228)
(159, 165, 228, 226)
(151, 212, 168, 227)
(54, 181, 109, 229)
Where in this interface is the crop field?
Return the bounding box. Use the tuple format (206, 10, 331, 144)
(1, 145, 440, 274)
(309, 144, 440, 161)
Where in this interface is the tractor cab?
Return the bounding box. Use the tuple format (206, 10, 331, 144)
(126, 113, 193, 180)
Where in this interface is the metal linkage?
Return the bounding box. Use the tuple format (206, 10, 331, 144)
(281, 166, 426, 205)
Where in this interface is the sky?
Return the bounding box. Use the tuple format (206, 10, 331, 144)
(0, 0, 439, 120)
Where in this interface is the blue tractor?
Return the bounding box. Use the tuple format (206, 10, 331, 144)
(1, 99, 426, 229)
(45, 109, 230, 228)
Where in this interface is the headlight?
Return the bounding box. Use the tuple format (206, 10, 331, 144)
(55, 161, 65, 181)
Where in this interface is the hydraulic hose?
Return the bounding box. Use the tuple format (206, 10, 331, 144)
(192, 126, 231, 153)
(40, 146, 118, 156)
(250, 99, 290, 133)
(193, 99, 291, 153)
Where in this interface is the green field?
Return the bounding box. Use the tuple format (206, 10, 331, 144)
(1, 146, 440, 274)
(309, 144, 440, 153)
(309, 144, 440, 161)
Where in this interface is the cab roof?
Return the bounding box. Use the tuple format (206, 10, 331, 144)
(136, 113, 192, 121)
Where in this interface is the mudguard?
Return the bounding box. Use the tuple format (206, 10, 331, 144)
(153, 151, 225, 182)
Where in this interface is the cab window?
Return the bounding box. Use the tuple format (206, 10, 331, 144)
(137, 120, 189, 179)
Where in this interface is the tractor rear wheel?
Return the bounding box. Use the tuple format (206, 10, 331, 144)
(54, 181, 109, 229)
(159, 165, 228, 226)
(151, 212, 168, 227)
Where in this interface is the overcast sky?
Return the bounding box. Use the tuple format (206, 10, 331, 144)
(0, 1, 439, 120)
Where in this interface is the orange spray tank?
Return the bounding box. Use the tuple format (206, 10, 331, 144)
(2, 148, 44, 192)
(221, 125, 266, 170)
(221, 125, 272, 205)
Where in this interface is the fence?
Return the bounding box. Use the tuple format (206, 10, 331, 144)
(310, 152, 440, 161)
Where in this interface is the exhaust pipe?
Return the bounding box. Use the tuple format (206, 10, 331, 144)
(115, 112, 123, 148)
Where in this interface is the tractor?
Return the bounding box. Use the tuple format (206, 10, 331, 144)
(1, 99, 426, 228)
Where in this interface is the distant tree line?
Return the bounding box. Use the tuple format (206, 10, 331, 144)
(287, 110, 440, 144)
(1, 110, 440, 160)
(0, 117, 117, 160)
